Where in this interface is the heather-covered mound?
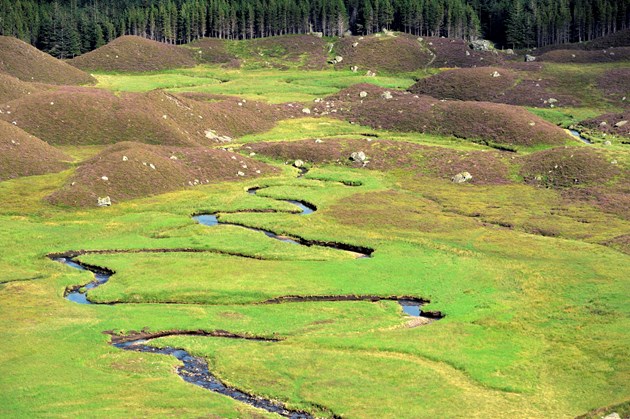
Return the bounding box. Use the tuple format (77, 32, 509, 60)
(580, 111, 630, 138)
(410, 67, 517, 101)
(0, 88, 290, 146)
(0, 74, 49, 104)
(333, 34, 433, 73)
(537, 47, 630, 63)
(423, 36, 505, 68)
(0, 36, 95, 85)
(0, 120, 71, 181)
(186, 38, 237, 65)
(409, 66, 580, 107)
(69, 36, 197, 72)
(243, 35, 329, 70)
(247, 138, 511, 184)
(47, 141, 277, 206)
(520, 147, 619, 188)
(323, 84, 569, 147)
(597, 68, 630, 107)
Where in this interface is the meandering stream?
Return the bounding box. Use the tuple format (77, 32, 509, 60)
(51, 179, 441, 417)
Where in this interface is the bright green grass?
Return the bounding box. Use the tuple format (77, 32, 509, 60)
(94, 66, 415, 103)
(1, 61, 629, 418)
(0, 163, 628, 418)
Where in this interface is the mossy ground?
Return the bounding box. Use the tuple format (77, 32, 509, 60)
(1, 53, 628, 418)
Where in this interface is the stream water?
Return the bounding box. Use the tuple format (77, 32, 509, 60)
(51, 181, 439, 417)
(569, 129, 592, 144)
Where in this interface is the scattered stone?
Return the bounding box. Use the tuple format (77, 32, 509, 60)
(205, 129, 232, 143)
(302, 108, 311, 114)
(366, 70, 376, 77)
(470, 39, 493, 51)
(600, 121, 608, 126)
(525, 54, 536, 62)
(529, 122, 536, 126)
(249, 152, 256, 157)
(352, 42, 359, 48)
(170, 155, 178, 160)
(293, 159, 304, 168)
(548, 98, 558, 104)
(237, 171, 245, 177)
(603, 413, 621, 419)
(122, 156, 128, 162)
(350, 151, 367, 162)
(491, 71, 501, 78)
(315, 139, 323, 143)
(101, 176, 109, 181)
(335, 55, 343, 63)
(149, 163, 156, 170)
(359, 91, 368, 98)
(381, 91, 393, 100)
(505, 49, 514, 55)
(350, 65, 358, 72)
(97, 196, 111, 207)
(465, 50, 470, 56)
(604, 140, 612, 146)
(451, 172, 473, 183)
(614, 120, 628, 127)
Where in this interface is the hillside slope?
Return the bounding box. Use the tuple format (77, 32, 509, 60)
(0, 36, 95, 85)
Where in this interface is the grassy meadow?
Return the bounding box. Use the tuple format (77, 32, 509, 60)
(1, 48, 629, 419)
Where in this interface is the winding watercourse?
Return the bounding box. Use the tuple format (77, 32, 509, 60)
(51, 172, 443, 417)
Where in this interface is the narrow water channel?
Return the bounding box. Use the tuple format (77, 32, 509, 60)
(50, 180, 440, 417)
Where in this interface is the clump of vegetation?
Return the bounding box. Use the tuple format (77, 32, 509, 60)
(520, 147, 619, 188)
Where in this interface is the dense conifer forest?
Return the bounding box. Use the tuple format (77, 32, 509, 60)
(0, 0, 628, 58)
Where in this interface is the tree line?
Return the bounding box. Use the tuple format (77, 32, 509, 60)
(0, 0, 628, 58)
